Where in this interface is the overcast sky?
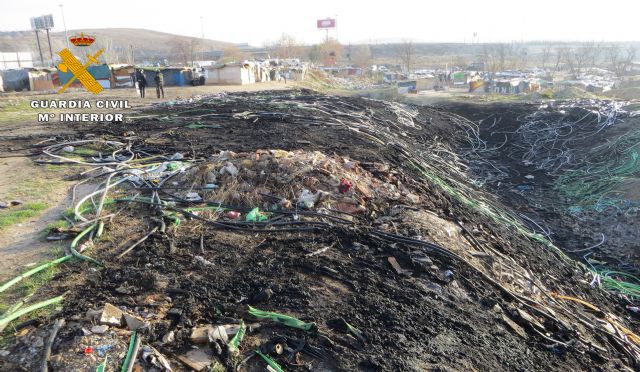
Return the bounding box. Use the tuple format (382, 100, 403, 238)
(2, 0, 638, 45)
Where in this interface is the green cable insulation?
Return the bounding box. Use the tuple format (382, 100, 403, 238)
(0, 295, 64, 329)
(96, 220, 104, 238)
(255, 350, 284, 372)
(74, 199, 117, 221)
(0, 293, 33, 319)
(0, 222, 106, 293)
(70, 223, 103, 266)
(120, 331, 137, 372)
(407, 158, 640, 298)
(0, 256, 72, 293)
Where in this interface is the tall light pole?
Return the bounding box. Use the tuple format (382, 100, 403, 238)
(59, 4, 69, 49)
(200, 16, 204, 63)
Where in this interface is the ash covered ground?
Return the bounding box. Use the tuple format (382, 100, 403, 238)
(1, 90, 639, 371)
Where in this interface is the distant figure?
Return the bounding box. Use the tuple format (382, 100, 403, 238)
(135, 69, 147, 98)
(155, 70, 164, 98)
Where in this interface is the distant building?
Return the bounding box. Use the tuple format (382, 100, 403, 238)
(204, 62, 256, 85)
(467, 62, 485, 71)
(0, 52, 33, 70)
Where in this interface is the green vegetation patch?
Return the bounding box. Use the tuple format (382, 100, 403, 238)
(0, 202, 48, 231)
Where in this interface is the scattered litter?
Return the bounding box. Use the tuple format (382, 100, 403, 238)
(123, 313, 146, 331)
(248, 306, 317, 332)
(94, 345, 113, 357)
(338, 178, 353, 193)
(185, 192, 202, 202)
(90, 325, 109, 334)
(99, 303, 123, 326)
(228, 320, 246, 355)
(255, 350, 284, 372)
(246, 207, 268, 222)
(142, 345, 172, 371)
(177, 348, 214, 372)
(219, 162, 238, 177)
(297, 189, 319, 209)
(194, 255, 215, 266)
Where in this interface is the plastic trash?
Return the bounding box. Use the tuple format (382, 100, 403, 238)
(218, 151, 235, 161)
(226, 211, 241, 219)
(62, 146, 74, 153)
(185, 192, 202, 202)
(220, 162, 239, 177)
(169, 152, 184, 160)
(297, 189, 319, 209)
(246, 208, 267, 222)
(167, 162, 181, 171)
(339, 179, 353, 193)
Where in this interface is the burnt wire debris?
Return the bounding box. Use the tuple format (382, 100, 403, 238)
(1, 90, 640, 371)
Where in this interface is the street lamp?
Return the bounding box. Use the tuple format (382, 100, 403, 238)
(59, 4, 69, 49)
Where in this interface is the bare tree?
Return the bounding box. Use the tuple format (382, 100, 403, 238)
(308, 44, 322, 63)
(220, 45, 247, 63)
(511, 44, 529, 70)
(589, 41, 603, 67)
(396, 39, 415, 73)
(541, 43, 553, 70)
(171, 38, 199, 66)
(554, 46, 565, 72)
(482, 43, 512, 80)
(564, 47, 588, 78)
(564, 42, 601, 78)
(352, 45, 373, 68)
(125, 44, 135, 65)
(99, 36, 118, 64)
(318, 38, 342, 66)
(482, 45, 500, 81)
(608, 45, 637, 78)
(266, 33, 301, 59)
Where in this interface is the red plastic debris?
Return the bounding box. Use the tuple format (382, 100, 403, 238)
(84, 347, 94, 354)
(226, 211, 241, 219)
(338, 179, 353, 193)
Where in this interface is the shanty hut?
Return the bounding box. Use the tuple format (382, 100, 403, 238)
(1, 69, 30, 91)
(204, 62, 256, 85)
(58, 64, 112, 89)
(142, 67, 193, 87)
(110, 64, 135, 88)
(28, 68, 57, 91)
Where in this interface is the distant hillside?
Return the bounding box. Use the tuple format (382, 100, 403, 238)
(0, 28, 233, 65)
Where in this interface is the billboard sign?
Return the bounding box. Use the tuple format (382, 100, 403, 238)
(317, 18, 336, 29)
(30, 14, 54, 30)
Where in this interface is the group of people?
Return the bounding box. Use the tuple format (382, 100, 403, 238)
(135, 69, 164, 99)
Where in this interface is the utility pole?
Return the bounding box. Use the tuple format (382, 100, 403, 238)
(35, 30, 45, 66)
(59, 4, 69, 49)
(46, 28, 54, 65)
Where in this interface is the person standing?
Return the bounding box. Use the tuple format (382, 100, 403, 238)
(154, 70, 165, 98)
(135, 69, 147, 98)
